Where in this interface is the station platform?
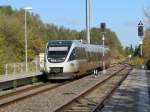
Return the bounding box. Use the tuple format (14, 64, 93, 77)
(0, 71, 42, 83)
(101, 69, 150, 112)
(0, 71, 42, 90)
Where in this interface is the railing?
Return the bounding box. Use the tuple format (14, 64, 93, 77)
(0, 61, 40, 76)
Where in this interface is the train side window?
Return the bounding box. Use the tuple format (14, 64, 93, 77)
(81, 48, 86, 59)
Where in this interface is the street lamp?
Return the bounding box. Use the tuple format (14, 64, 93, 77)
(24, 7, 32, 72)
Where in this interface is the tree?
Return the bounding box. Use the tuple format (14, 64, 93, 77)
(143, 8, 150, 60)
(0, 6, 124, 73)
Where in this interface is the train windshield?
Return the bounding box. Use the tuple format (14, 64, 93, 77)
(47, 41, 72, 63)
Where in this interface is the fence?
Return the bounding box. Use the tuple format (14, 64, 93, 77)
(1, 61, 40, 75)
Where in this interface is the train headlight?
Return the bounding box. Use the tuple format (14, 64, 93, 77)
(70, 63, 75, 67)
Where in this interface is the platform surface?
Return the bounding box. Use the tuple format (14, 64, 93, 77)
(102, 69, 150, 112)
(0, 71, 42, 83)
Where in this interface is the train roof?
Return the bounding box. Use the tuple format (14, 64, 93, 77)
(47, 40, 109, 52)
(47, 40, 82, 46)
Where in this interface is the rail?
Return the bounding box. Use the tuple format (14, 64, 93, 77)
(55, 63, 132, 112)
(0, 82, 66, 107)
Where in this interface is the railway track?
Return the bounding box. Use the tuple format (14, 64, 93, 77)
(0, 80, 71, 107)
(0, 62, 132, 112)
(55, 63, 132, 112)
(0, 72, 92, 107)
(0, 62, 118, 107)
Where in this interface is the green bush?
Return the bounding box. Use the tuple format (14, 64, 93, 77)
(32, 76, 38, 83)
(0, 64, 5, 75)
(12, 80, 17, 89)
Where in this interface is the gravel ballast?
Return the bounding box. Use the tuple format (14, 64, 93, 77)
(0, 64, 124, 112)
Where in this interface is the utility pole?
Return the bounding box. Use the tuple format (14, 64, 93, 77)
(86, 0, 90, 44)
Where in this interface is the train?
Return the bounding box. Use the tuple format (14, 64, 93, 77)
(43, 40, 110, 79)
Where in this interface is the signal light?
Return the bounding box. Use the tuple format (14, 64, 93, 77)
(101, 23, 106, 33)
(138, 21, 144, 37)
(138, 26, 143, 37)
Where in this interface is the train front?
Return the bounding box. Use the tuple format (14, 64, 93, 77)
(44, 40, 78, 79)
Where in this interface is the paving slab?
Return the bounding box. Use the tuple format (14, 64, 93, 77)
(102, 69, 150, 112)
(0, 71, 42, 83)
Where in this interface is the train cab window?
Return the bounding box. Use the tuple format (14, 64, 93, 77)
(69, 48, 76, 61)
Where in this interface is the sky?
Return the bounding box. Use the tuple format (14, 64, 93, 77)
(0, 0, 150, 47)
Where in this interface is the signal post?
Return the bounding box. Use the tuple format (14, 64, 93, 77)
(100, 22, 106, 74)
(138, 21, 144, 69)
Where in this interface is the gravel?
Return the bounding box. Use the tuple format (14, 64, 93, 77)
(0, 64, 124, 112)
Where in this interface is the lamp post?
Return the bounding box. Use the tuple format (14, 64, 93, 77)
(24, 7, 32, 72)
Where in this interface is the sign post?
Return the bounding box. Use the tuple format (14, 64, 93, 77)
(138, 21, 144, 69)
